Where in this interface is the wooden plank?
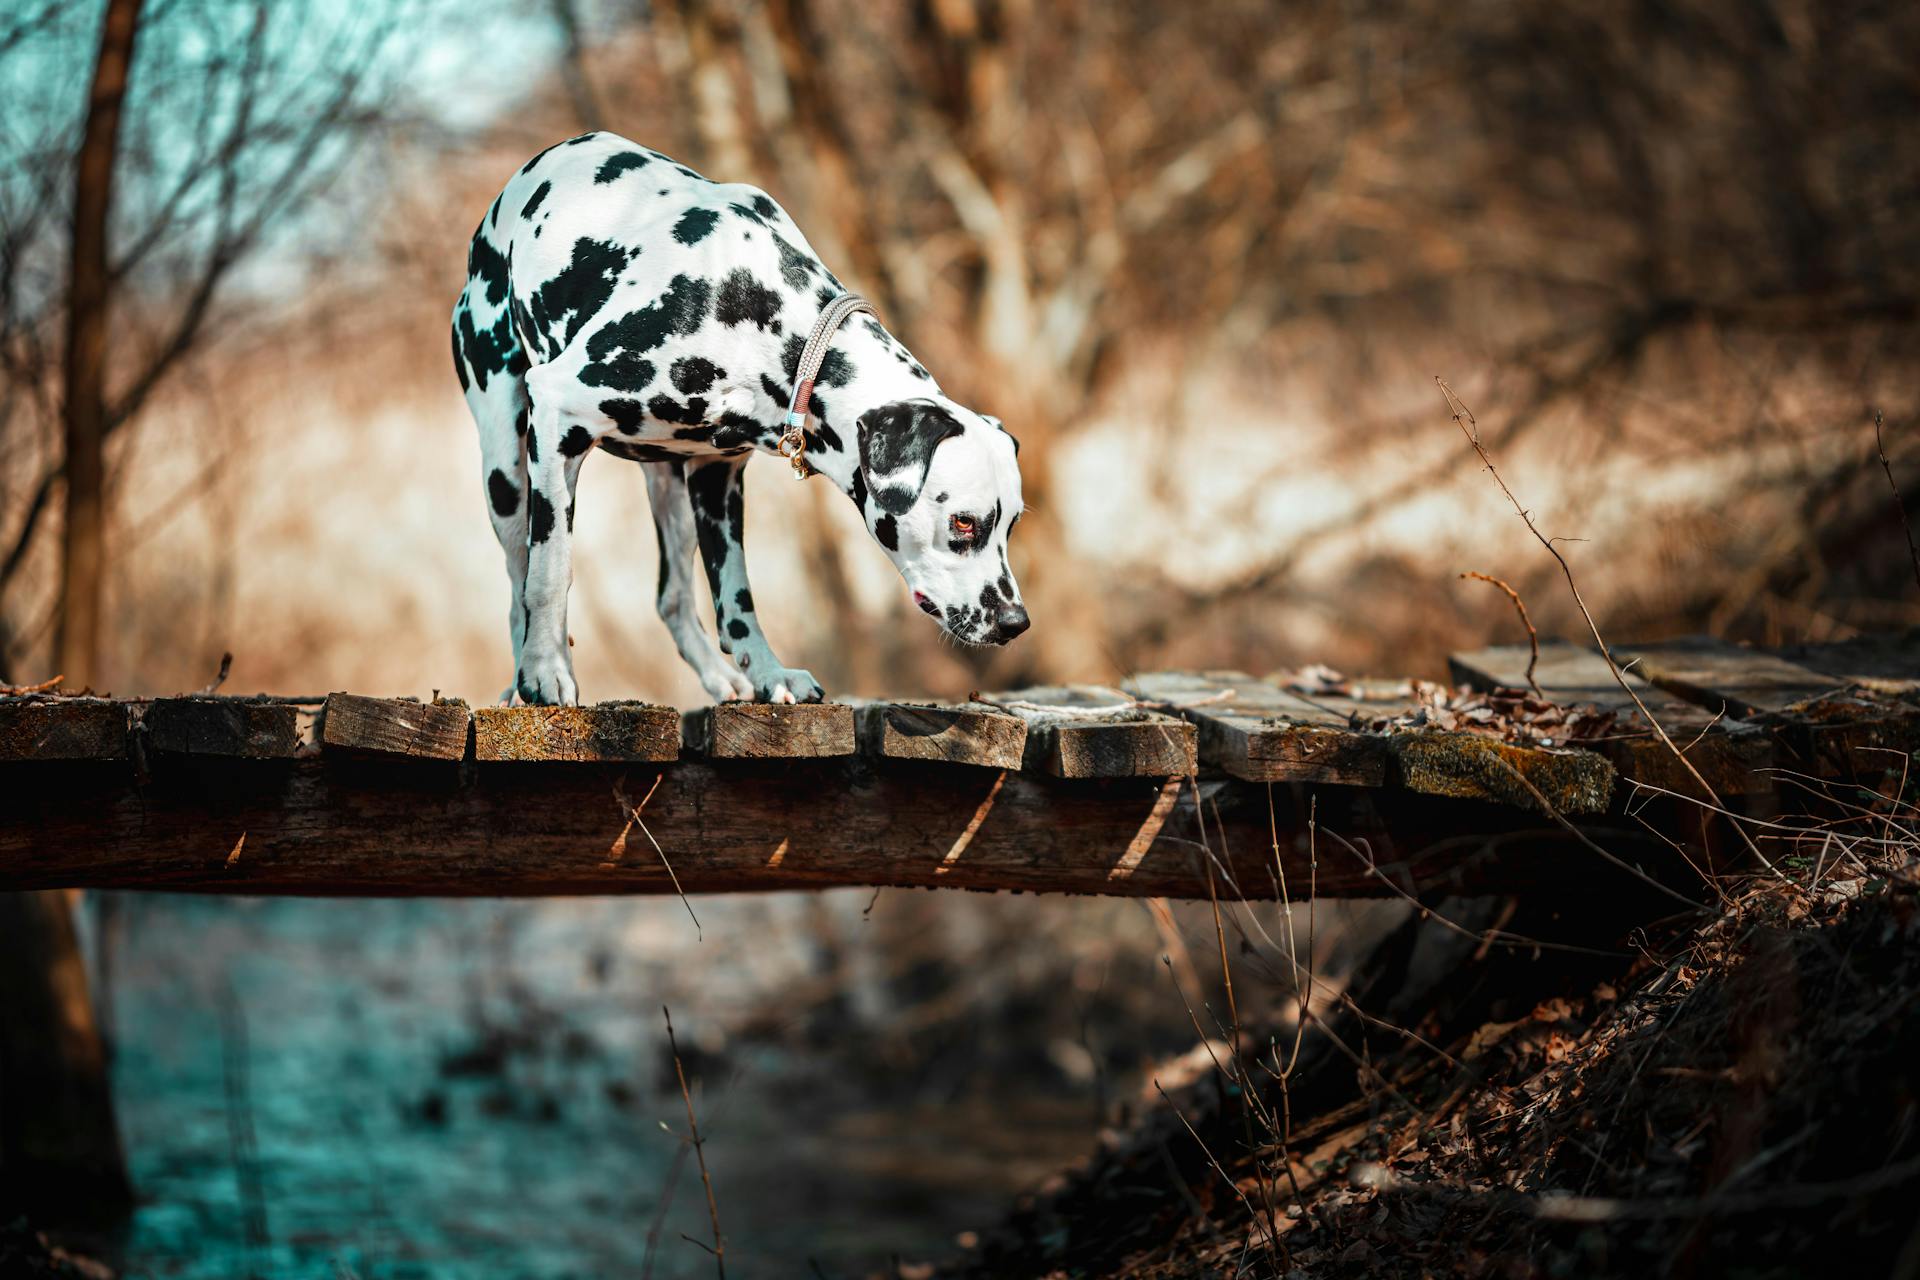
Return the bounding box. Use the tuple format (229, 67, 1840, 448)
(0, 757, 1684, 900)
(1260, 673, 1616, 813)
(1773, 632, 1920, 694)
(1611, 636, 1844, 718)
(0, 698, 127, 761)
(143, 696, 303, 758)
(1449, 642, 1772, 797)
(684, 702, 855, 759)
(1126, 670, 1386, 785)
(319, 694, 470, 760)
(855, 701, 1026, 769)
(473, 702, 679, 762)
(984, 685, 1197, 778)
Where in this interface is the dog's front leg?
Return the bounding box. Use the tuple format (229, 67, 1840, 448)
(686, 455, 824, 704)
(644, 460, 753, 703)
(516, 395, 584, 706)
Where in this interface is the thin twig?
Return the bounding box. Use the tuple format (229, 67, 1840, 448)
(664, 1006, 726, 1279)
(1460, 571, 1543, 699)
(1872, 409, 1920, 595)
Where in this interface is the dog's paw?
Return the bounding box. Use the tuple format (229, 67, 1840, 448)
(516, 652, 579, 706)
(699, 664, 755, 704)
(754, 666, 824, 705)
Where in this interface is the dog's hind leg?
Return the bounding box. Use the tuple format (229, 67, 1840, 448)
(686, 455, 824, 704)
(643, 461, 754, 703)
(454, 286, 532, 705)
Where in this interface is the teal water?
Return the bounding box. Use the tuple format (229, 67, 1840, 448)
(99, 893, 1122, 1279)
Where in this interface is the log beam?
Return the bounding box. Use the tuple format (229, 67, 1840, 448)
(0, 757, 1671, 901)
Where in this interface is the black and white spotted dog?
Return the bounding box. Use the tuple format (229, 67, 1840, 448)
(451, 133, 1028, 706)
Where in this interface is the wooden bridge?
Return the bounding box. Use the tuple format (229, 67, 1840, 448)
(3, 633, 1913, 901)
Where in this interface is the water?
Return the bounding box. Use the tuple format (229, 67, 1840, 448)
(97, 891, 1171, 1278)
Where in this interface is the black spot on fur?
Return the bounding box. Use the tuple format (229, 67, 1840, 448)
(859, 401, 964, 515)
(566, 495, 576, 531)
(520, 143, 560, 175)
(935, 491, 949, 504)
(673, 425, 714, 441)
(999, 571, 1013, 598)
(523, 237, 636, 359)
(849, 468, 867, 514)
(711, 413, 763, 449)
(559, 425, 594, 457)
(648, 393, 708, 426)
(752, 194, 778, 219)
(761, 373, 788, 405)
(816, 286, 837, 308)
(714, 269, 783, 331)
(600, 398, 646, 434)
(916, 595, 940, 617)
(525, 426, 539, 463)
(685, 462, 734, 602)
(580, 274, 710, 391)
(673, 207, 720, 245)
(488, 469, 518, 516)
(675, 165, 700, 180)
(598, 439, 687, 463)
(729, 201, 766, 225)
(771, 233, 818, 291)
(874, 512, 898, 551)
(654, 517, 670, 600)
(810, 421, 844, 453)
(516, 405, 530, 436)
(727, 619, 748, 641)
(671, 356, 723, 394)
(451, 326, 469, 392)
(735, 588, 754, 614)
(979, 582, 1002, 611)
(520, 181, 551, 219)
(487, 193, 502, 229)
(595, 152, 650, 183)
(817, 348, 854, 388)
(529, 490, 555, 544)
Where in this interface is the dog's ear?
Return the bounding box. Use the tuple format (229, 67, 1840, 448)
(858, 400, 963, 515)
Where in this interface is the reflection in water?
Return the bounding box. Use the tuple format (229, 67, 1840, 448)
(100, 891, 1173, 1277)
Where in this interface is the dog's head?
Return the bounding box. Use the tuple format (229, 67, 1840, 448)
(855, 398, 1028, 645)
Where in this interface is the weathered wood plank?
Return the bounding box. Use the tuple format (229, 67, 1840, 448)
(473, 702, 679, 762)
(143, 696, 303, 759)
(1449, 642, 1772, 797)
(0, 698, 127, 761)
(319, 694, 470, 760)
(1773, 631, 1920, 693)
(855, 701, 1027, 769)
(1611, 636, 1844, 718)
(1126, 670, 1386, 785)
(684, 702, 855, 759)
(0, 757, 1682, 901)
(985, 685, 1197, 778)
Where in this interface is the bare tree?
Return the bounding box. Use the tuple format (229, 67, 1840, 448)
(0, 2, 411, 682)
(57, 0, 145, 688)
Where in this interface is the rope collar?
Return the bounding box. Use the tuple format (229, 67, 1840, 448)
(777, 292, 877, 479)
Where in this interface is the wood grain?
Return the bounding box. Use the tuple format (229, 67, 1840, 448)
(0, 698, 127, 761)
(1126, 670, 1386, 784)
(986, 685, 1197, 778)
(1611, 637, 1843, 718)
(473, 703, 679, 762)
(856, 701, 1027, 769)
(143, 697, 303, 759)
(0, 758, 1678, 901)
(684, 702, 856, 759)
(319, 694, 470, 760)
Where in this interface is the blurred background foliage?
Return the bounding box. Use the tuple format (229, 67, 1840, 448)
(3, 1, 1917, 1275)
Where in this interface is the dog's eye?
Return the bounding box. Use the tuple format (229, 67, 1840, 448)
(949, 514, 977, 542)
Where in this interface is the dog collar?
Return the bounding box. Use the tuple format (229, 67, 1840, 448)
(778, 292, 877, 480)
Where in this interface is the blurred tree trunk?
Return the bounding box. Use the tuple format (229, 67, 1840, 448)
(57, 0, 144, 689)
(0, 891, 130, 1222)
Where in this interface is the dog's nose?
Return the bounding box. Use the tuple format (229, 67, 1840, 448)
(991, 604, 1030, 644)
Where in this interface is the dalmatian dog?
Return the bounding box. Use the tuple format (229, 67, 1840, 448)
(451, 132, 1028, 706)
